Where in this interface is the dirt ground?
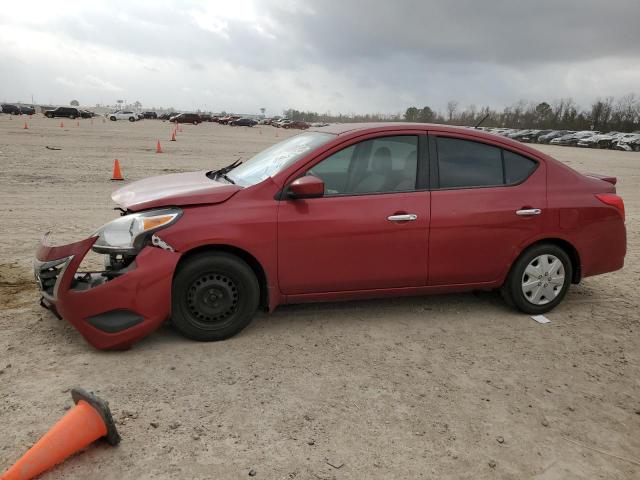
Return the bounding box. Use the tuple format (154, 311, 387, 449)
(0, 115, 638, 479)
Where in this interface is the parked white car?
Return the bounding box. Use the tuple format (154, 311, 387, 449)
(107, 111, 139, 122)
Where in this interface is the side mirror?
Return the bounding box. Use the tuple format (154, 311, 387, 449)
(288, 175, 325, 199)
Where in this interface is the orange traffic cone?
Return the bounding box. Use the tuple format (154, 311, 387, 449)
(156, 139, 163, 153)
(178, 125, 183, 133)
(23, 121, 28, 130)
(111, 159, 124, 181)
(76, 121, 80, 127)
(59, 121, 64, 128)
(170, 130, 176, 142)
(1, 388, 120, 480)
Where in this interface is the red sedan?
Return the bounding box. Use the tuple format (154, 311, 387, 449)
(35, 123, 626, 350)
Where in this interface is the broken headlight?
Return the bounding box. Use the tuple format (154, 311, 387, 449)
(92, 208, 182, 254)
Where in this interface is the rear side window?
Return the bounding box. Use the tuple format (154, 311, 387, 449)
(504, 150, 537, 184)
(437, 137, 503, 188)
(436, 137, 537, 189)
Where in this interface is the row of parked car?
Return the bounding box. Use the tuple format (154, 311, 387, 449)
(1, 104, 36, 115)
(479, 127, 640, 152)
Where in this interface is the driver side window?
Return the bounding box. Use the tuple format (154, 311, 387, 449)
(308, 136, 418, 196)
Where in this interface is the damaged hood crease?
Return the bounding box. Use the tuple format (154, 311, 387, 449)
(111, 170, 241, 211)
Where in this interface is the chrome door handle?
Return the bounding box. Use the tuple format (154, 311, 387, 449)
(387, 214, 418, 222)
(516, 208, 541, 216)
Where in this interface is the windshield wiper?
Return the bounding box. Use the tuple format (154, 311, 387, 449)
(206, 159, 243, 180)
(220, 173, 235, 184)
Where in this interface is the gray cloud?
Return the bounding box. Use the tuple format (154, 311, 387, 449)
(1, 0, 639, 114)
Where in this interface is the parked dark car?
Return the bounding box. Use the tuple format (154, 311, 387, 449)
(19, 105, 36, 115)
(219, 115, 240, 125)
(170, 113, 202, 124)
(80, 110, 95, 118)
(282, 120, 310, 130)
(44, 107, 82, 119)
(519, 130, 553, 143)
(158, 112, 176, 120)
(537, 130, 571, 144)
(199, 114, 212, 122)
(143, 112, 158, 119)
(230, 118, 257, 127)
(1, 104, 21, 115)
(34, 123, 626, 350)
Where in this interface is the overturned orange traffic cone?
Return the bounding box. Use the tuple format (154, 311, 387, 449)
(111, 159, 124, 181)
(156, 139, 163, 153)
(59, 121, 64, 128)
(23, 121, 28, 130)
(1, 388, 120, 480)
(170, 130, 176, 141)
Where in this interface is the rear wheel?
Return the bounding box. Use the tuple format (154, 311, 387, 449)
(110, 116, 116, 121)
(172, 252, 259, 341)
(129, 117, 135, 122)
(502, 243, 572, 314)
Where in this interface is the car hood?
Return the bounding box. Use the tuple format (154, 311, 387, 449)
(112, 170, 242, 211)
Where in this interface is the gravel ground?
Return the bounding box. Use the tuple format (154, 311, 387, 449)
(1, 115, 639, 479)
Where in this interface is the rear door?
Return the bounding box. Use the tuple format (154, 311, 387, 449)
(277, 133, 430, 294)
(428, 133, 546, 285)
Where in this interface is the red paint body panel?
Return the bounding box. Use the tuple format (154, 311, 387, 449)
(34, 123, 627, 349)
(277, 192, 430, 294)
(37, 236, 179, 350)
(429, 165, 546, 285)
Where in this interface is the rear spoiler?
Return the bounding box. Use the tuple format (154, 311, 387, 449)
(584, 172, 617, 185)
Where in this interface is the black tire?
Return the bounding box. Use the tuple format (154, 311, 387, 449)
(501, 243, 572, 315)
(129, 117, 135, 122)
(171, 252, 259, 341)
(109, 116, 116, 121)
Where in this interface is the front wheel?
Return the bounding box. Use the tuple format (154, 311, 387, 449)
(501, 244, 572, 315)
(129, 117, 135, 122)
(171, 252, 259, 341)
(109, 116, 116, 121)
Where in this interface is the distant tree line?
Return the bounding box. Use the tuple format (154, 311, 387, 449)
(284, 94, 640, 133)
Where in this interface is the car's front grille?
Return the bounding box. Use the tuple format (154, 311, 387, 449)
(34, 256, 73, 300)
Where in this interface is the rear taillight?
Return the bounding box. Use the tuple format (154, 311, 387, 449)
(595, 193, 625, 220)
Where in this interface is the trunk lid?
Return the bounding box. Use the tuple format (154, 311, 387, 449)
(584, 172, 617, 186)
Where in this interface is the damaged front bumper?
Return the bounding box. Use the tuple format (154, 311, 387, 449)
(35, 233, 180, 350)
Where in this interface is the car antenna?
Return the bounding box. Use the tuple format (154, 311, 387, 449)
(474, 113, 490, 129)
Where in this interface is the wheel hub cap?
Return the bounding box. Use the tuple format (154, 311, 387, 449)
(521, 254, 565, 305)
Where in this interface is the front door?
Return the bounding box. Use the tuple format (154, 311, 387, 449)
(277, 134, 430, 295)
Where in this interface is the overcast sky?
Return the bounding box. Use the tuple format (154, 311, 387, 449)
(1, 0, 639, 115)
